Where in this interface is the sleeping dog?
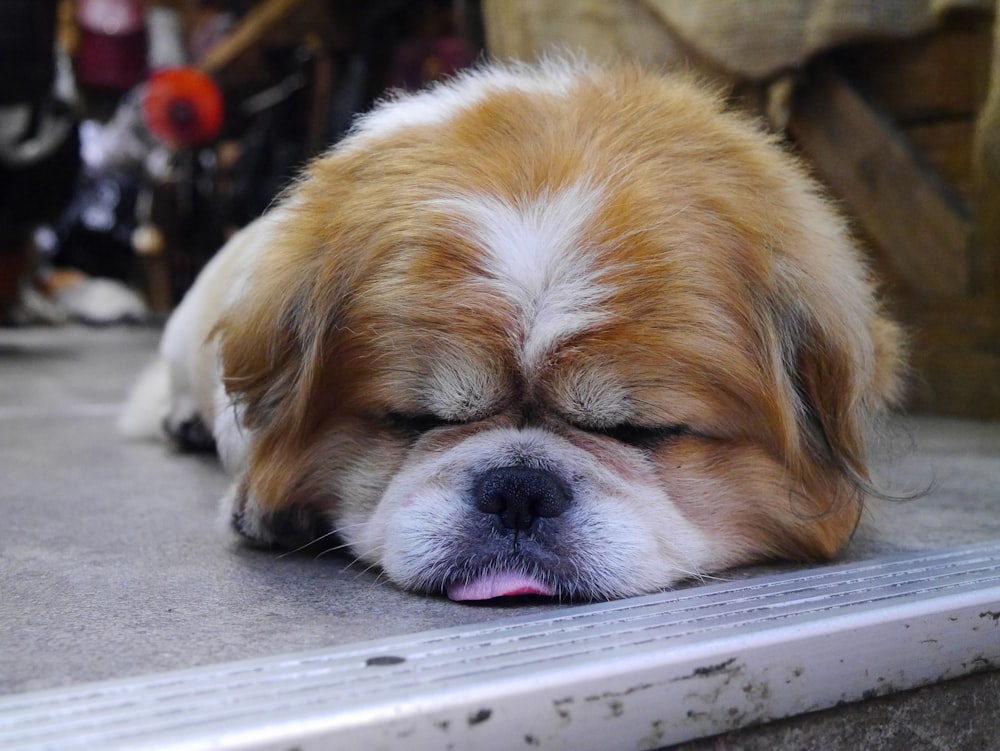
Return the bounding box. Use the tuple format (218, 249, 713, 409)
(122, 59, 903, 601)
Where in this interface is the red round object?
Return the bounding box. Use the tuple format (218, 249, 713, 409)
(142, 67, 224, 148)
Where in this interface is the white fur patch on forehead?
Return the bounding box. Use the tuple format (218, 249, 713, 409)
(435, 181, 611, 371)
(339, 59, 588, 150)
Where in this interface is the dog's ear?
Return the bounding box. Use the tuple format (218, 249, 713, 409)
(788, 304, 904, 484)
(214, 252, 317, 433)
(211, 206, 360, 527)
(213, 196, 368, 434)
(770, 210, 905, 524)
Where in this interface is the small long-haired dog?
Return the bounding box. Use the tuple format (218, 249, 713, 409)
(122, 59, 903, 601)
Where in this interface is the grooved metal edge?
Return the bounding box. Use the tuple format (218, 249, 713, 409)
(2, 542, 999, 751)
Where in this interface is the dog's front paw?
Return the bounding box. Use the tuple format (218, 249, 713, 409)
(227, 480, 332, 551)
(163, 412, 216, 453)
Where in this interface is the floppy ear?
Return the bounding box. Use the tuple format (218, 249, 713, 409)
(210, 204, 357, 533)
(789, 304, 904, 487)
(770, 207, 906, 523)
(213, 142, 399, 441)
(213, 201, 353, 440)
(214, 258, 315, 432)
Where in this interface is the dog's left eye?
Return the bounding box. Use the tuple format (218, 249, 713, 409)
(387, 412, 462, 434)
(592, 423, 690, 449)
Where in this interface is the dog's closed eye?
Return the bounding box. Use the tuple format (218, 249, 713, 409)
(588, 423, 691, 449)
(387, 411, 467, 435)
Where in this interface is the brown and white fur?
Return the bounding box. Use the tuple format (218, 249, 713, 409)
(121, 59, 903, 601)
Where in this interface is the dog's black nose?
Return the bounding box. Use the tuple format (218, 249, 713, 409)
(474, 467, 571, 531)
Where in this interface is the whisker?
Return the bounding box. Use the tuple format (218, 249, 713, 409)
(275, 528, 341, 559)
(274, 519, 373, 560)
(314, 540, 357, 559)
(351, 558, 385, 583)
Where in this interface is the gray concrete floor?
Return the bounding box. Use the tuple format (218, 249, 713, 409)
(2, 324, 999, 748)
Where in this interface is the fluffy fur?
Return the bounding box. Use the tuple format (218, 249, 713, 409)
(122, 60, 903, 601)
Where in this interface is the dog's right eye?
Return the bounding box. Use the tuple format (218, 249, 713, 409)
(387, 412, 460, 434)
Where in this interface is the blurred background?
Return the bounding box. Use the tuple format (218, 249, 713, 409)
(1, 0, 997, 419)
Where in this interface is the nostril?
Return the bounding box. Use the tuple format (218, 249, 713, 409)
(474, 467, 571, 531)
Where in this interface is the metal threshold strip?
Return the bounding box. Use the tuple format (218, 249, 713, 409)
(2, 542, 999, 751)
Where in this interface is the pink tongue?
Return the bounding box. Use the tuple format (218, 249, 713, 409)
(447, 572, 555, 601)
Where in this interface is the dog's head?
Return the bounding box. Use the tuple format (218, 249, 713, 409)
(216, 61, 903, 600)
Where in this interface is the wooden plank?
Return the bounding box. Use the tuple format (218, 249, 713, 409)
(788, 63, 970, 299)
(833, 12, 993, 123)
(893, 296, 1000, 417)
(905, 120, 977, 201)
(907, 346, 1000, 417)
(199, 0, 314, 74)
(971, 11, 1000, 298)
